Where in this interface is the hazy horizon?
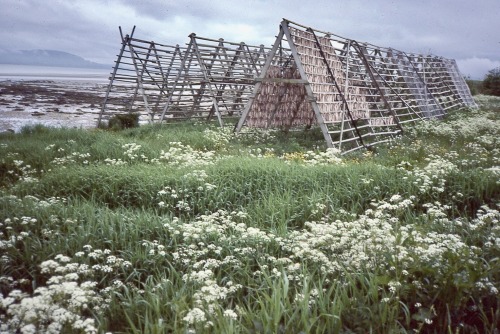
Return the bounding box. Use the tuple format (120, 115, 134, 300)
(0, 64, 111, 82)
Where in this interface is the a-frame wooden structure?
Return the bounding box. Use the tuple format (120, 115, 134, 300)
(159, 34, 273, 126)
(98, 26, 190, 127)
(98, 28, 275, 127)
(236, 19, 477, 153)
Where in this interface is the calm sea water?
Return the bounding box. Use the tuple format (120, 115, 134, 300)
(0, 64, 111, 82)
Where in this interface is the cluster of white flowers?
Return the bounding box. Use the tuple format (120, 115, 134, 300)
(302, 148, 343, 166)
(1, 257, 100, 333)
(165, 209, 271, 248)
(142, 239, 167, 257)
(421, 201, 452, 222)
(293, 287, 320, 308)
(203, 127, 233, 149)
(0, 216, 37, 250)
(4, 159, 38, 183)
(280, 195, 487, 281)
(0, 241, 132, 333)
(474, 94, 500, 107)
(103, 158, 126, 166)
(408, 107, 498, 172)
(246, 147, 276, 158)
(159, 142, 218, 167)
(411, 107, 498, 143)
(44, 142, 91, 167)
(469, 205, 500, 249)
(1, 283, 98, 333)
(485, 166, 500, 185)
(119, 142, 159, 164)
(284, 210, 396, 273)
(397, 156, 458, 195)
(51, 152, 91, 167)
(310, 202, 327, 217)
(280, 148, 343, 166)
(122, 142, 142, 160)
(182, 307, 207, 327)
(474, 277, 499, 295)
(0, 196, 70, 268)
(157, 186, 189, 212)
(157, 170, 217, 213)
(182, 268, 241, 329)
(182, 169, 209, 182)
(18, 195, 66, 212)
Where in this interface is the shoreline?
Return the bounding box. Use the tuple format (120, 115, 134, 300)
(0, 78, 109, 133)
(0, 64, 111, 81)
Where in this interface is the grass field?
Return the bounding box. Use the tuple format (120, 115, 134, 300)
(1, 95, 499, 333)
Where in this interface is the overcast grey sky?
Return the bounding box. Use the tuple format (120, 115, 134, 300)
(0, 0, 499, 79)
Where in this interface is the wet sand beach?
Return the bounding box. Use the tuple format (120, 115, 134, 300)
(0, 65, 110, 133)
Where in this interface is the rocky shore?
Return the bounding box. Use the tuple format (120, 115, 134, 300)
(0, 80, 108, 133)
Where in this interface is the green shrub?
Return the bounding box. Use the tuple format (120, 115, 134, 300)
(483, 67, 500, 96)
(107, 113, 140, 130)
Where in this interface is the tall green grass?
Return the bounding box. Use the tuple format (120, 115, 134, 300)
(1, 97, 499, 333)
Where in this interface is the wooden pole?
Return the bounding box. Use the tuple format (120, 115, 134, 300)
(98, 26, 135, 127)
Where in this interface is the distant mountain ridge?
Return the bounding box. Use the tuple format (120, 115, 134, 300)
(0, 49, 108, 69)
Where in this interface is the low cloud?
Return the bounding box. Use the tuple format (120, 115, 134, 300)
(1, 0, 499, 73)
